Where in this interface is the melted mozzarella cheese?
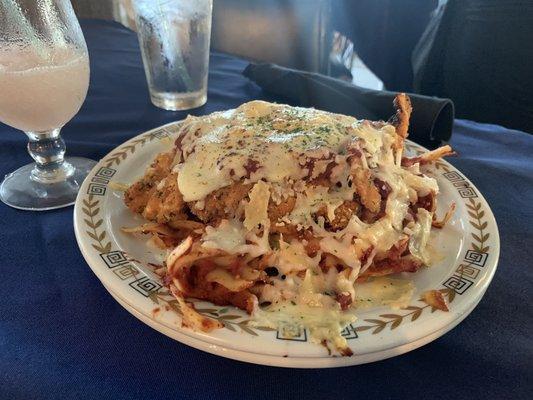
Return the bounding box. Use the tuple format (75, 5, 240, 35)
(354, 277, 414, 309)
(338, 216, 404, 254)
(251, 273, 414, 350)
(250, 302, 356, 350)
(201, 219, 271, 258)
(277, 240, 319, 275)
(175, 101, 399, 201)
(320, 235, 361, 270)
(202, 219, 246, 253)
(287, 185, 355, 229)
(408, 208, 433, 264)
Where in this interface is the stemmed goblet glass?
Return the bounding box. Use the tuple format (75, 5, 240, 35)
(0, 0, 96, 210)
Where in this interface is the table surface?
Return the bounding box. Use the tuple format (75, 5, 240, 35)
(1, 20, 532, 400)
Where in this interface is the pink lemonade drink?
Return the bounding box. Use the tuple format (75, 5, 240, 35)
(0, 46, 89, 132)
(0, 0, 97, 211)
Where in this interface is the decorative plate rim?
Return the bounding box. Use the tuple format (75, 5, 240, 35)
(103, 280, 486, 368)
(74, 121, 500, 367)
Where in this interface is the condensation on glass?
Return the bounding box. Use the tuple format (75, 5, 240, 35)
(133, 0, 213, 111)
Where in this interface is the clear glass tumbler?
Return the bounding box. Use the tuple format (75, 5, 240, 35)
(133, 0, 213, 111)
(0, 0, 96, 211)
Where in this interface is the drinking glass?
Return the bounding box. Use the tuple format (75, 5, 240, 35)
(133, 0, 212, 111)
(0, 0, 96, 210)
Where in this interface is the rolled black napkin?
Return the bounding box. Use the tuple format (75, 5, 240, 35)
(243, 63, 454, 149)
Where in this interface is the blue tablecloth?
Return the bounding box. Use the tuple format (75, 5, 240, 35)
(1, 20, 532, 400)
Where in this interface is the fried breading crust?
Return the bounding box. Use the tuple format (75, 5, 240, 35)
(125, 94, 412, 230)
(390, 93, 412, 150)
(124, 151, 175, 214)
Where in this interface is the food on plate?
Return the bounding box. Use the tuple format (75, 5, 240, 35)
(123, 95, 454, 355)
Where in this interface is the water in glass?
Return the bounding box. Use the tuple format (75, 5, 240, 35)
(134, 0, 212, 110)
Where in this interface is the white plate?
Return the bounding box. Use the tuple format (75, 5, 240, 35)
(102, 280, 485, 368)
(74, 122, 500, 367)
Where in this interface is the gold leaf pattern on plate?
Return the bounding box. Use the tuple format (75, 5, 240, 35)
(466, 198, 490, 253)
(353, 289, 457, 334)
(82, 195, 112, 254)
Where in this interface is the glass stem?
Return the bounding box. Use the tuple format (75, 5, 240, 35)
(26, 129, 74, 184)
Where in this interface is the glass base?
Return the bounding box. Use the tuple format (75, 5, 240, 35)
(0, 157, 97, 211)
(149, 89, 207, 111)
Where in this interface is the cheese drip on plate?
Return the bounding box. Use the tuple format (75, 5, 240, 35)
(250, 276, 414, 350)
